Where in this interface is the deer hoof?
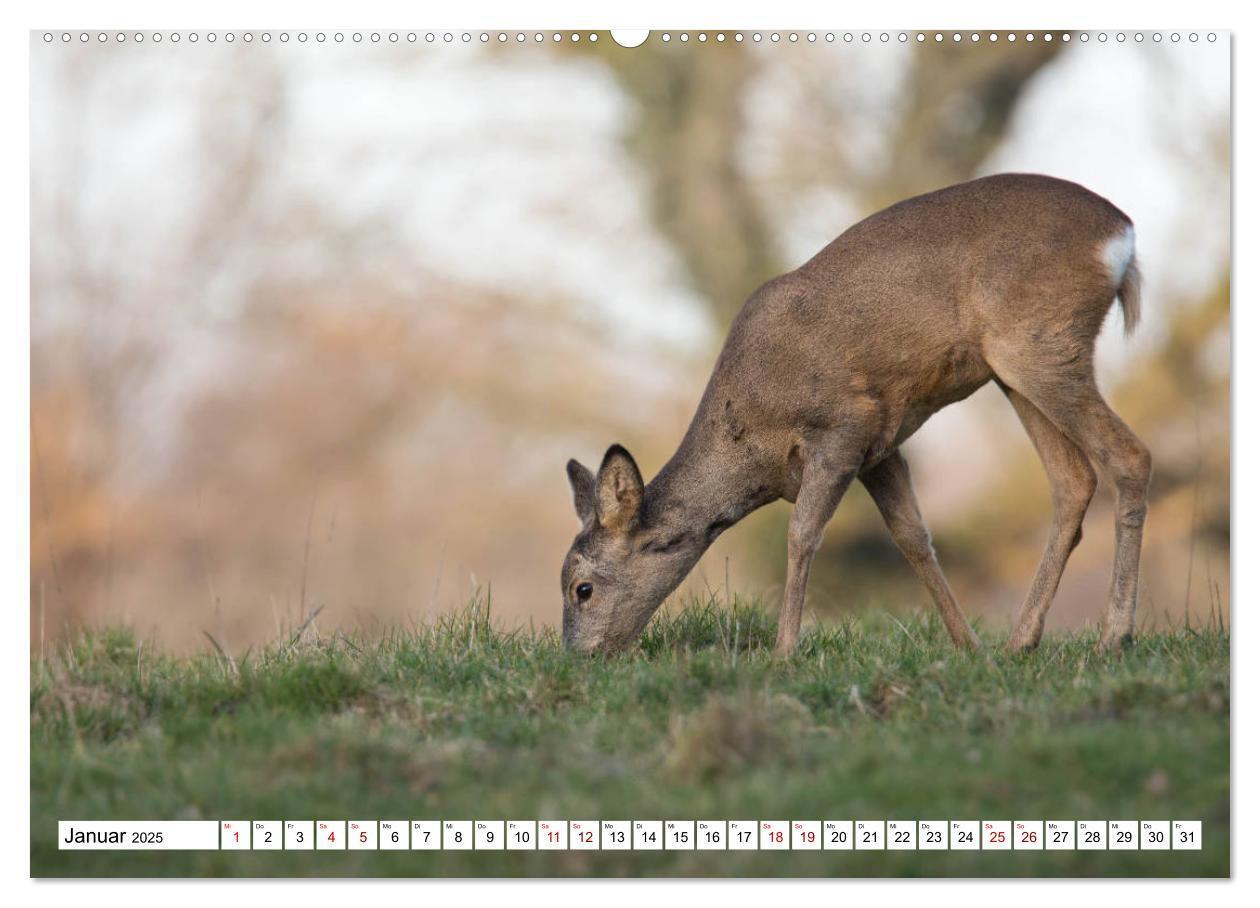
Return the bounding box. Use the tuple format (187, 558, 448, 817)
(1096, 630, 1135, 654)
(1005, 634, 1040, 655)
(1004, 624, 1042, 653)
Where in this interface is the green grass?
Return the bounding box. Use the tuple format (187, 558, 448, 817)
(31, 596, 1229, 877)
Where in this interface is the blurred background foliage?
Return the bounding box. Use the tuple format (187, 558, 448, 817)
(30, 32, 1229, 651)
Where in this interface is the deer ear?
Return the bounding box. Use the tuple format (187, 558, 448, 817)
(566, 459, 597, 526)
(595, 444, 644, 532)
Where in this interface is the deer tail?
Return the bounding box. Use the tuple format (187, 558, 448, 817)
(1118, 256, 1142, 337)
(1102, 222, 1141, 337)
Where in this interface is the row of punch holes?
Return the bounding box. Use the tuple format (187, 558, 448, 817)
(43, 31, 1219, 46)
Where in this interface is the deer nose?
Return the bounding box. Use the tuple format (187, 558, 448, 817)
(564, 632, 603, 655)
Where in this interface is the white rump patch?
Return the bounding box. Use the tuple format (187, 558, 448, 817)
(1098, 224, 1136, 287)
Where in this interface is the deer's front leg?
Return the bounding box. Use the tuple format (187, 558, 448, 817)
(774, 449, 858, 657)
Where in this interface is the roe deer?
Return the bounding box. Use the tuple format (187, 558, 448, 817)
(562, 173, 1148, 657)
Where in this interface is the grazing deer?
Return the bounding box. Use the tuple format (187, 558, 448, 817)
(562, 173, 1148, 657)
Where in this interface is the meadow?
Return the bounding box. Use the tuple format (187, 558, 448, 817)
(31, 596, 1230, 877)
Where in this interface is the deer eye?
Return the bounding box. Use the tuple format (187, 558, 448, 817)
(575, 582, 593, 602)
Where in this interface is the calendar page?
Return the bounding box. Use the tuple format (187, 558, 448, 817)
(28, 19, 1230, 881)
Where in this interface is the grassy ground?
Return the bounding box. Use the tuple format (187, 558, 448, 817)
(31, 597, 1229, 877)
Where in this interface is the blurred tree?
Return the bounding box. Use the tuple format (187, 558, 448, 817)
(565, 41, 780, 322)
(567, 38, 1062, 322)
(867, 41, 1064, 209)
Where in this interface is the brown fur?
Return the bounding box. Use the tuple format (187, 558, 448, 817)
(563, 173, 1149, 656)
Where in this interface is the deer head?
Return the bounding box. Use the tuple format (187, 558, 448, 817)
(560, 444, 702, 653)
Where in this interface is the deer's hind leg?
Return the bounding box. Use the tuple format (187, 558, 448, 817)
(861, 452, 979, 649)
(990, 354, 1151, 653)
(1001, 387, 1097, 652)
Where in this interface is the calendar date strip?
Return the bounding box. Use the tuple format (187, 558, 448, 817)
(59, 819, 1202, 852)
